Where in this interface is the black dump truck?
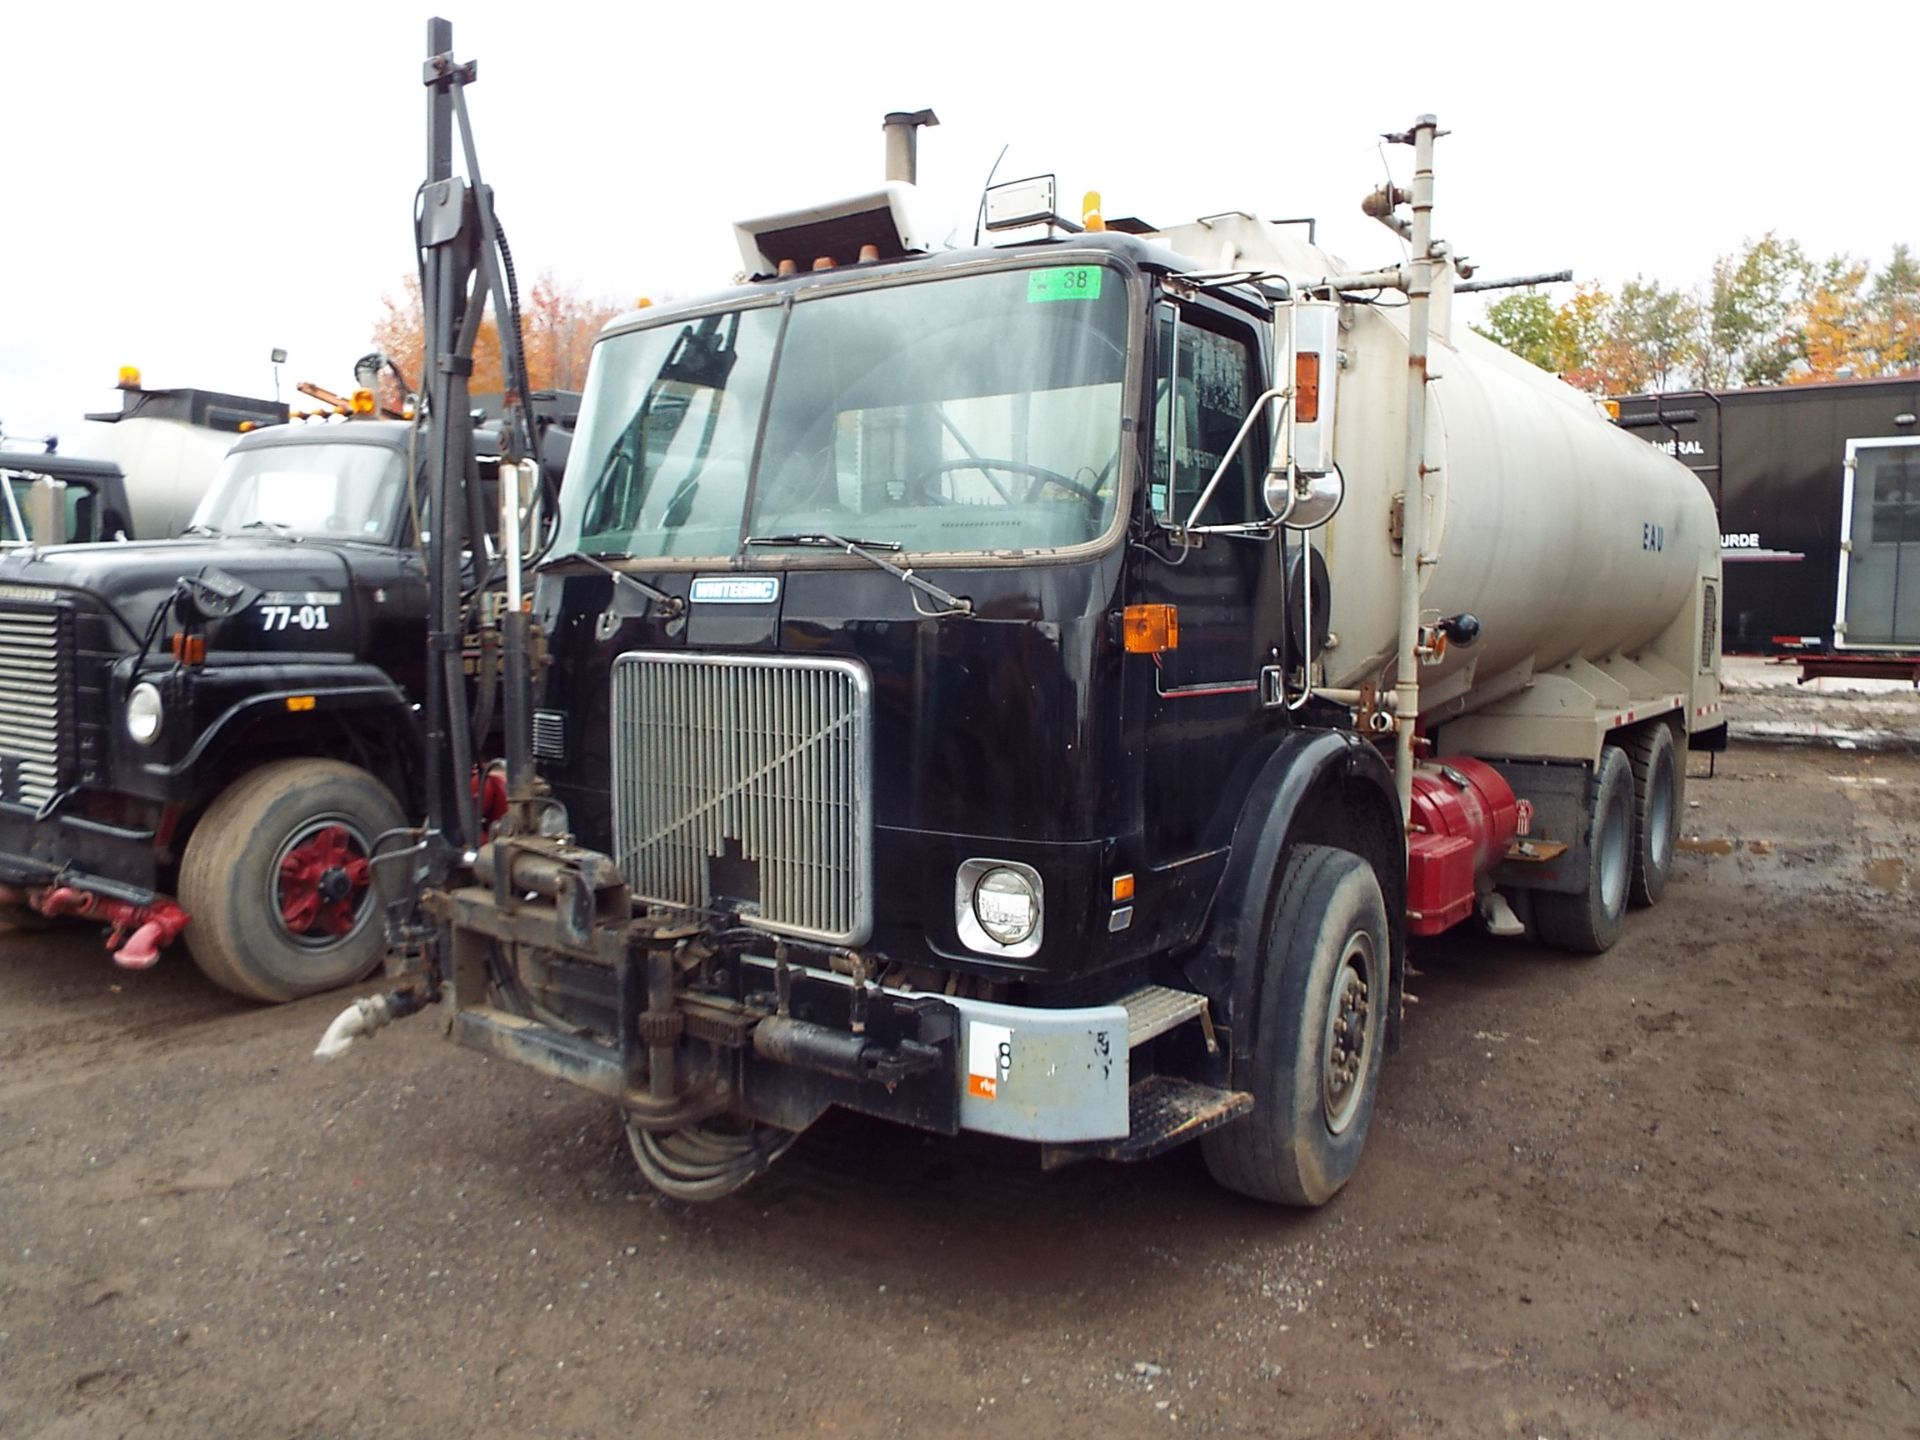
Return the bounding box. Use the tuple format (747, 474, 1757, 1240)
(314, 25, 1720, 1213)
(0, 396, 573, 1000)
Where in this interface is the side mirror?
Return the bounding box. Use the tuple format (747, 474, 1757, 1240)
(1264, 465, 1345, 531)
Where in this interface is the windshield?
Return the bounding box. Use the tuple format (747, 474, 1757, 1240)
(193, 441, 405, 541)
(557, 263, 1131, 560)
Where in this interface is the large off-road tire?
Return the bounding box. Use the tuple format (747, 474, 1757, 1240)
(178, 759, 404, 1003)
(1201, 845, 1390, 1208)
(1533, 745, 1635, 954)
(1626, 720, 1683, 908)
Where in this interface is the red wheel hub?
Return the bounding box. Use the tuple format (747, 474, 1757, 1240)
(277, 824, 371, 938)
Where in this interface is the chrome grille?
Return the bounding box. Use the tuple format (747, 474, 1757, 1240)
(610, 652, 872, 946)
(0, 604, 68, 809)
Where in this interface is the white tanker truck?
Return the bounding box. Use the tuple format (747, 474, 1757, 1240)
(326, 57, 1721, 1211)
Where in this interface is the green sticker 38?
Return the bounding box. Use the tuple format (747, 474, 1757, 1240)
(1027, 266, 1103, 302)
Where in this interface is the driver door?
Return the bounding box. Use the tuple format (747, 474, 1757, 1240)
(1129, 297, 1288, 863)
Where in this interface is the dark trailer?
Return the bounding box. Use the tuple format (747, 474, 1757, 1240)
(1614, 377, 1920, 660)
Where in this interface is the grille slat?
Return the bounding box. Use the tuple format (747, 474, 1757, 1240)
(0, 603, 68, 808)
(611, 652, 872, 946)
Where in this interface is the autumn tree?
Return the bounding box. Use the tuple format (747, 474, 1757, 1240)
(368, 270, 623, 411)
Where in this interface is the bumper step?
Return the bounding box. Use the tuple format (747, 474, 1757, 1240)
(1117, 984, 1209, 1047)
(1041, 1075, 1253, 1167)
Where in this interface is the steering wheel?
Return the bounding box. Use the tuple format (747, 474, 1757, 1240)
(912, 457, 1103, 507)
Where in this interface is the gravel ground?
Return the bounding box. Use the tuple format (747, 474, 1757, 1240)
(2, 735, 1917, 1438)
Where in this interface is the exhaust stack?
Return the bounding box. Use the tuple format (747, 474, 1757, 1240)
(882, 109, 939, 184)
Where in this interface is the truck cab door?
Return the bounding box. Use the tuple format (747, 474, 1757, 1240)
(1127, 297, 1288, 863)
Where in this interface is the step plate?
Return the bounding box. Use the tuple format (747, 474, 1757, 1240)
(1042, 1075, 1254, 1167)
(1118, 985, 1209, 1048)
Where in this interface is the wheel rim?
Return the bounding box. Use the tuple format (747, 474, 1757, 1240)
(1598, 784, 1631, 914)
(1647, 752, 1675, 868)
(271, 814, 376, 950)
(1320, 932, 1378, 1135)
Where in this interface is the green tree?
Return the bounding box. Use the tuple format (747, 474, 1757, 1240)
(1601, 278, 1702, 394)
(1474, 291, 1559, 371)
(1701, 233, 1810, 387)
(1866, 242, 1919, 374)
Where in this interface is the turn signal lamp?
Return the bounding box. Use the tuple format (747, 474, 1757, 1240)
(350, 387, 376, 416)
(1295, 353, 1321, 424)
(1082, 190, 1105, 232)
(1111, 873, 1135, 903)
(169, 632, 206, 666)
(1603, 399, 1622, 421)
(118, 365, 142, 389)
(1122, 603, 1179, 654)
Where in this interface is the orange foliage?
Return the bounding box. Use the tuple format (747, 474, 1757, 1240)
(368, 270, 621, 411)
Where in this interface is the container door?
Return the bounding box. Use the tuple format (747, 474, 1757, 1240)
(1835, 439, 1920, 649)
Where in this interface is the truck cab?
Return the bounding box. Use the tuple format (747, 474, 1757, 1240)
(0, 408, 566, 1001)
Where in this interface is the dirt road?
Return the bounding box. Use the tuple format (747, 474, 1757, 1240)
(3, 741, 1916, 1439)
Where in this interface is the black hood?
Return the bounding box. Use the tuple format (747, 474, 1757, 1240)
(0, 537, 359, 647)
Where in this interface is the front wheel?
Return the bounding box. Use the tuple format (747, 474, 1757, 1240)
(178, 759, 405, 1003)
(1201, 845, 1390, 1207)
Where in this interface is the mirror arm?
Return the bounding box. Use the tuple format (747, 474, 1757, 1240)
(1181, 385, 1291, 530)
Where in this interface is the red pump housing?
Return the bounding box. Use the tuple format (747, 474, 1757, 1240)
(1405, 757, 1519, 936)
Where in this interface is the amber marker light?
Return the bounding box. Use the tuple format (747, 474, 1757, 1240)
(1122, 604, 1179, 654)
(285, 695, 316, 712)
(1112, 873, 1135, 904)
(1295, 353, 1321, 424)
(117, 365, 142, 389)
(350, 387, 376, 415)
(169, 633, 206, 665)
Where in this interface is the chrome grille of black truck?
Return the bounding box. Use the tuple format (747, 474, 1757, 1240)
(0, 601, 70, 810)
(610, 652, 872, 946)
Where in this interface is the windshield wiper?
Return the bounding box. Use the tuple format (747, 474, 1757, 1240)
(537, 550, 686, 617)
(181, 522, 222, 537)
(239, 519, 294, 536)
(744, 531, 972, 618)
(746, 532, 902, 552)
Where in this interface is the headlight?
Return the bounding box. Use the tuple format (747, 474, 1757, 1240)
(126, 682, 164, 745)
(955, 859, 1043, 956)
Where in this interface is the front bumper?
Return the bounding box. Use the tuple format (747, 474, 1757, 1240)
(434, 880, 1133, 1146)
(0, 799, 160, 896)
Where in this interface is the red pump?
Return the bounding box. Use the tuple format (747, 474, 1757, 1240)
(1405, 757, 1519, 936)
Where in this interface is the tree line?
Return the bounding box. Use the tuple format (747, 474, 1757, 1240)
(1472, 236, 1919, 395)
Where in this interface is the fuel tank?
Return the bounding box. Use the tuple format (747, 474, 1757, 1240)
(1154, 215, 1721, 725)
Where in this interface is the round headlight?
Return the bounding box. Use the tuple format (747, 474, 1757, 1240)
(126, 681, 164, 745)
(973, 866, 1038, 946)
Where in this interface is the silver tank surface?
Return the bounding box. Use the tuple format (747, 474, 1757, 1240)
(1153, 214, 1720, 733)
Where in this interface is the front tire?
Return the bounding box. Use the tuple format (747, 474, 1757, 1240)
(178, 759, 404, 1003)
(1201, 845, 1390, 1207)
(1533, 744, 1635, 954)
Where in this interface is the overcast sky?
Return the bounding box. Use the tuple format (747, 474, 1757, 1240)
(2, 1, 1908, 445)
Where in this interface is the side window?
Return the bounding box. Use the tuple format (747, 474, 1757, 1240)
(1151, 307, 1262, 526)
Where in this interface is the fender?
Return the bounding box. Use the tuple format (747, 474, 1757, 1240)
(1182, 726, 1407, 1061)
(132, 664, 424, 800)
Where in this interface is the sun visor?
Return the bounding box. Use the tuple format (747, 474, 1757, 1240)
(733, 184, 932, 278)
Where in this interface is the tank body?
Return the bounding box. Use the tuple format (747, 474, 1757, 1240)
(1153, 215, 1720, 721)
